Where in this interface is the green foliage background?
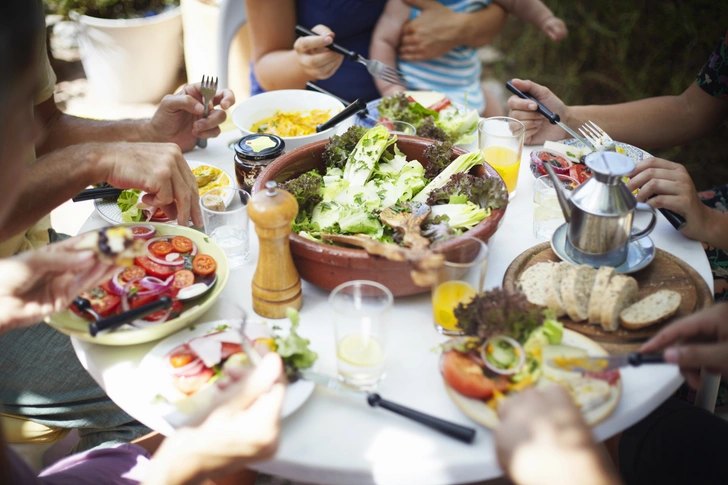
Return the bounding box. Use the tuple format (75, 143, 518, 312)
(491, 0, 727, 190)
(44, 0, 179, 19)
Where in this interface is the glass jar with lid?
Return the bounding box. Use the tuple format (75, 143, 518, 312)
(234, 134, 285, 194)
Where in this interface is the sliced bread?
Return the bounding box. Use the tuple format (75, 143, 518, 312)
(561, 265, 597, 322)
(518, 262, 555, 308)
(545, 262, 573, 317)
(600, 275, 639, 332)
(620, 290, 682, 329)
(587, 266, 616, 324)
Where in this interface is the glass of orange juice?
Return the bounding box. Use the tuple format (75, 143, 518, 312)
(432, 237, 488, 335)
(478, 117, 525, 198)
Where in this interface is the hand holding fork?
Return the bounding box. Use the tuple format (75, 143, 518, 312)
(196, 75, 218, 149)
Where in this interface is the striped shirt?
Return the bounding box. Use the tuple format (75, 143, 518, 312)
(398, 0, 491, 114)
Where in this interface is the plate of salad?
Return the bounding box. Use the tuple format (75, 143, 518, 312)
(94, 161, 234, 225)
(354, 91, 480, 147)
(137, 310, 317, 429)
(45, 223, 230, 346)
(439, 289, 621, 429)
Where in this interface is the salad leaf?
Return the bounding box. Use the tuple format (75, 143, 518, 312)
(428, 202, 489, 229)
(343, 125, 397, 187)
(117, 189, 143, 223)
(322, 125, 368, 170)
(377, 92, 426, 126)
(311, 201, 344, 230)
(426, 172, 508, 210)
(423, 140, 454, 180)
(416, 116, 449, 143)
(435, 108, 479, 145)
(338, 209, 383, 236)
(281, 170, 323, 214)
(422, 214, 459, 243)
(274, 308, 318, 381)
(412, 151, 484, 203)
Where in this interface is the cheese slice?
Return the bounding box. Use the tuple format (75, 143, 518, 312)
(543, 141, 586, 162)
(404, 90, 446, 108)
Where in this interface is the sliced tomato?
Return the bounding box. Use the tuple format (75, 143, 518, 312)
(192, 254, 216, 276)
(77, 287, 121, 318)
(171, 236, 193, 253)
(131, 226, 153, 236)
(120, 265, 146, 283)
(135, 256, 179, 279)
(441, 351, 508, 400)
(428, 98, 452, 112)
(168, 300, 184, 319)
(221, 342, 243, 360)
(172, 270, 195, 289)
(149, 241, 173, 257)
(569, 164, 591, 185)
(169, 346, 197, 368)
(173, 368, 215, 395)
(377, 117, 395, 131)
(406, 95, 416, 103)
(152, 207, 167, 220)
(585, 369, 621, 386)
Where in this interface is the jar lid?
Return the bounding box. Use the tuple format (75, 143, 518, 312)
(235, 134, 285, 161)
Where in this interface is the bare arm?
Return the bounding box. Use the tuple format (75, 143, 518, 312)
(493, 0, 554, 27)
(245, 0, 343, 91)
(370, 0, 410, 97)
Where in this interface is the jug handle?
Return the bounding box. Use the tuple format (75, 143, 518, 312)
(630, 203, 657, 242)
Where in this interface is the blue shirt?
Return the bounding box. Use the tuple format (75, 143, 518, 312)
(250, 0, 387, 102)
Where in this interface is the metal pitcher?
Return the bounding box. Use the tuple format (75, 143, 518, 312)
(543, 151, 657, 267)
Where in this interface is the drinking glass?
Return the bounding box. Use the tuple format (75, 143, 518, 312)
(200, 187, 251, 267)
(533, 174, 578, 241)
(375, 119, 416, 135)
(329, 280, 393, 391)
(478, 117, 525, 198)
(432, 237, 488, 335)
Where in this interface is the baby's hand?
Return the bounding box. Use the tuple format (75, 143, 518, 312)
(542, 17, 568, 42)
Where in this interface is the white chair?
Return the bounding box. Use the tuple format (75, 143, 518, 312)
(217, 0, 247, 90)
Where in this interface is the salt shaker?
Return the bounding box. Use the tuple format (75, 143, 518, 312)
(246, 181, 303, 318)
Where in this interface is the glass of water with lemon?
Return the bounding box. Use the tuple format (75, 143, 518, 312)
(432, 237, 488, 335)
(478, 117, 525, 198)
(330, 280, 393, 391)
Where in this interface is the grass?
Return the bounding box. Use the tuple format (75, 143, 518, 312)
(491, 0, 728, 190)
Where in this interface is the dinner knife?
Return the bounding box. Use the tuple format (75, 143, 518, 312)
(300, 370, 476, 444)
(548, 352, 665, 373)
(73, 187, 123, 202)
(89, 296, 172, 336)
(305, 82, 375, 122)
(505, 81, 596, 150)
(316, 98, 368, 133)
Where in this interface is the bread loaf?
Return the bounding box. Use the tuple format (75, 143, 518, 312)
(587, 266, 616, 324)
(620, 290, 681, 329)
(518, 262, 556, 308)
(561, 265, 597, 322)
(600, 275, 639, 332)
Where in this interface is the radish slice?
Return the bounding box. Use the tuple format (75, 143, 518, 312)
(129, 224, 156, 240)
(480, 335, 526, 376)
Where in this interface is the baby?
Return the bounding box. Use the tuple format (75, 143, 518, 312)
(370, 0, 568, 115)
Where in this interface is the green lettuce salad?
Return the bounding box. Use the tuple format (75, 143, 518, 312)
(117, 189, 143, 223)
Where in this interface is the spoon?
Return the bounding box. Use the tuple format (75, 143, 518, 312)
(380, 202, 432, 252)
(176, 273, 218, 301)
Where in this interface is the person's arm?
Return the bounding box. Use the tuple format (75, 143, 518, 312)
(492, 0, 567, 41)
(0, 141, 202, 242)
(398, 0, 507, 61)
(370, 0, 410, 97)
(35, 83, 235, 155)
(507, 79, 728, 147)
(245, 0, 343, 91)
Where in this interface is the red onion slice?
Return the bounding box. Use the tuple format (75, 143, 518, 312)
(480, 335, 526, 376)
(120, 276, 173, 325)
(108, 268, 126, 295)
(145, 237, 194, 266)
(129, 224, 156, 240)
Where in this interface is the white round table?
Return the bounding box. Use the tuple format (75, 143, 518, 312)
(71, 130, 712, 485)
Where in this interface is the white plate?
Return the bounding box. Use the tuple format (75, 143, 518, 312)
(94, 160, 234, 225)
(137, 319, 315, 426)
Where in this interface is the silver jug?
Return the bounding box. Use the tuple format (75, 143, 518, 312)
(543, 151, 657, 267)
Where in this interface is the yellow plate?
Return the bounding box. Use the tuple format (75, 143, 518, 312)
(45, 223, 230, 346)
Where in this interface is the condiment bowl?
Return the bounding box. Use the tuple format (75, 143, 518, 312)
(253, 136, 508, 297)
(232, 90, 353, 152)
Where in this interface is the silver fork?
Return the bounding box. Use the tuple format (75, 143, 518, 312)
(295, 25, 408, 87)
(196, 75, 218, 149)
(579, 121, 616, 151)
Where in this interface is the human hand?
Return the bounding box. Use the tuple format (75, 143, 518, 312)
(507, 79, 570, 145)
(641, 303, 728, 389)
(293, 24, 344, 81)
(0, 240, 116, 333)
(399, 0, 463, 60)
(99, 142, 202, 227)
(541, 17, 568, 42)
(626, 157, 711, 242)
(146, 353, 286, 485)
(496, 386, 620, 485)
(149, 83, 236, 153)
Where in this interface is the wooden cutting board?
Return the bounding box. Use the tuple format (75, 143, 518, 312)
(502, 243, 713, 343)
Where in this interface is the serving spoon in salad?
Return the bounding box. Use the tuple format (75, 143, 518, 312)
(380, 202, 431, 252)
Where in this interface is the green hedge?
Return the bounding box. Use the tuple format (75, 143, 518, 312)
(492, 0, 727, 190)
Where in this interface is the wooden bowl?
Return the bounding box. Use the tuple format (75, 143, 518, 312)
(253, 135, 507, 296)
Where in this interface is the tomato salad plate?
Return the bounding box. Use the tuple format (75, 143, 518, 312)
(529, 139, 651, 185)
(137, 316, 317, 430)
(45, 223, 230, 346)
(439, 289, 621, 429)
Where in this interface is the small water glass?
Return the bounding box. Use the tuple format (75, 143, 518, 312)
(375, 119, 416, 136)
(200, 187, 251, 267)
(533, 174, 578, 241)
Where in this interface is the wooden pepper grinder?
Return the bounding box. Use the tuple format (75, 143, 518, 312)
(247, 181, 303, 318)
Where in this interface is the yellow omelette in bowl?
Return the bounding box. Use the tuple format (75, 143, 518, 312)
(251, 109, 332, 137)
(192, 165, 232, 196)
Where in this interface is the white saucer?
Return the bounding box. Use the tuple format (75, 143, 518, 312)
(550, 223, 655, 274)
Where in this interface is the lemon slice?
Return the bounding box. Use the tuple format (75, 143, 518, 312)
(432, 281, 478, 329)
(337, 334, 385, 367)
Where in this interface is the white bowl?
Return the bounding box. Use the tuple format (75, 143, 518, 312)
(232, 90, 349, 151)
